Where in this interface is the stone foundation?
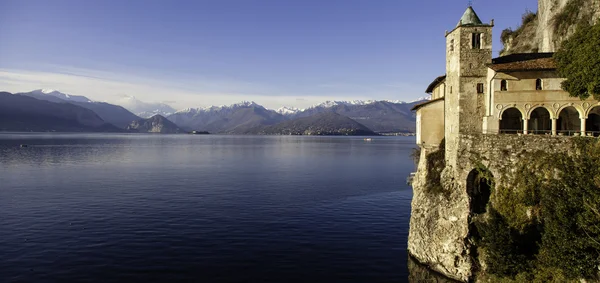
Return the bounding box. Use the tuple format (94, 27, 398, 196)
(408, 134, 576, 282)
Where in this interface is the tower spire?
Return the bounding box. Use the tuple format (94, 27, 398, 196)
(457, 6, 483, 27)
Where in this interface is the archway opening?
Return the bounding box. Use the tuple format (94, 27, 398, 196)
(500, 108, 523, 134)
(557, 106, 581, 135)
(586, 106, 600, 136)
(467, 168, 494, 215)
(528, 107, 552, 134)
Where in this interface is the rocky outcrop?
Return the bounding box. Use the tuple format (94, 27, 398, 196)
(501, 0, 600, 55)
(408, 146, 473, 282)
(408, 135, 575, 282)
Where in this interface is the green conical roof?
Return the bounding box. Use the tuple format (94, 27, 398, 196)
(457, 6, 483, 27)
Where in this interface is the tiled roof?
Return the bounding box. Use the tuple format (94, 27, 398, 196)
(426, 75, 446, 94)
(489, 53, 556, 72)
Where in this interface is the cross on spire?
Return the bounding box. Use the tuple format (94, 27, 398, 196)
(468, 0, 473, 7)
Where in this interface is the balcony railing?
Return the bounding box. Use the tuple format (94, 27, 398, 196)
(487, 130, 600, 137)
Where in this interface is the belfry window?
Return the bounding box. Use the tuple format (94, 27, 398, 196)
(536, 79, 543, 90)
(450, 39, 454, 52)
(472, 33, 482, 49)
(500, 80, 508, 91)
(477, 83, 484, 94)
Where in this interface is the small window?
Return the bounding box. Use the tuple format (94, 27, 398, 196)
(500, 80, 508, 91)
(450, 86, 453, 94)
(536, 79, 543, 90)
(477, 83, 484, 94)
(450, 39, 454, 52)
(472, 33, 481, 49)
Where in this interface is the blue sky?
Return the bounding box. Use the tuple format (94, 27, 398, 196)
(0, 0, 537, 109)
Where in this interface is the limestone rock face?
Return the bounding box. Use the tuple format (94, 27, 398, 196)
(501, 0, 600, 55)
(408, 148, 473, 282)
(408, 135, 575, 282)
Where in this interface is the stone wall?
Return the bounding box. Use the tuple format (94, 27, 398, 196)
(408, 134, 576, 282)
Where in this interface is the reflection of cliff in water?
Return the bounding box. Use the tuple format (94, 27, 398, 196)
(408, 256, 461, 283)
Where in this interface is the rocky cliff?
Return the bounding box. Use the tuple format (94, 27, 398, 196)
(501, 0, 600, 55)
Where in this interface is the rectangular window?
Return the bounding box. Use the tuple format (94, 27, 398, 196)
(450, 39, 454, 52)
(472, 33, 481, 49)
(477, 83, 484, 94)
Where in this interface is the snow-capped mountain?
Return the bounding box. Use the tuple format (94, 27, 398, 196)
(114, 95, 176, 118)
(30, 89, 92, 103)
(410, 96, 431, 103)
(308, 99, 425, 109)
(167, 98, 427, 134)
(276, 106, 302, 116)
(168, 101, 285, 133)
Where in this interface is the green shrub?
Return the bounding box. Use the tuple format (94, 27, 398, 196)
(476, 139, 600, 281)
(554, 22, 600, 100)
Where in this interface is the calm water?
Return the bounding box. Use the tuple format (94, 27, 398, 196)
(0, 134, 416, 282)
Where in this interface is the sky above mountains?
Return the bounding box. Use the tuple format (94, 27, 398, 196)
(0, 0, 537, 109)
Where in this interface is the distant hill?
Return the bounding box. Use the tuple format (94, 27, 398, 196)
(19, 90, 140, 128)
(289, 100, 424, 133)
(0, 92, 121, 132)
(127, 115, 184, 133)
(168, 102, 286, 134)
(245, 112, 377, 136)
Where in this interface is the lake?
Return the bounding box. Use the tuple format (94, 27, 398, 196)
(0, 134, 416, 282)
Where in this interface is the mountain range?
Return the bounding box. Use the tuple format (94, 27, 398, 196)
(245, 112, 377, 136)
(0, 92, 121, 132)
(18, 89, 141, 128)
(0, 89, 427, 135)
(114, 95, 177, 118)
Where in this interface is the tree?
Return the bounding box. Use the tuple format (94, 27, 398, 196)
(554, 23, 600, 100)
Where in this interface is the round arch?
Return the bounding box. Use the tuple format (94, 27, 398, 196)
(585, 103, 600, 118)
(527, 107, 552, 134)
(498, 106, 526, 120)
(557, 106, 581, 135)
(526, 105, 555, 120)
(499, 107, 523, 134)
(586, 105, 600, 136)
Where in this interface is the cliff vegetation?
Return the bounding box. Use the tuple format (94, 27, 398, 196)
(554, 22, 600, 100)
(473, 138, 600, 282)
(500, 0, 600, 55)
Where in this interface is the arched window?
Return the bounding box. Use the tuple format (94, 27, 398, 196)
(536, 79, 543, 90)
(500, 108, 523, 134)
(587, 106, 600, 136)
(557, 106, 581, 135)
(528, 107, 552, 134)
(500, 80, 508, 91)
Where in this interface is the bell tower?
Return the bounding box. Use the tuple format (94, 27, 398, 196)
(444, 6, 494, 168)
